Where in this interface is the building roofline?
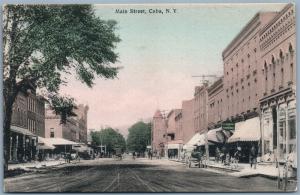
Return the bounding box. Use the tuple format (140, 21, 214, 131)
(222, 12, 260, 58)
(259, 3, 294, 36)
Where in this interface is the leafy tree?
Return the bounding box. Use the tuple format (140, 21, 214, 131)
(126, 121, 151, 154)
(91, 128, 126, 154)
(3, 5, 120, 171)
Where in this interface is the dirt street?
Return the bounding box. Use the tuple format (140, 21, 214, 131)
(4, 157, 297, 192)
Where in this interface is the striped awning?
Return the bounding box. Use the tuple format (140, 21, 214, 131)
(227, 117, 261, 143)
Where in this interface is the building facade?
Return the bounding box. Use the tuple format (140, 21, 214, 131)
(9, 89, 45, 162)
(74, 104, 89, 143)
(152, 110, 167, 156)
(207, 77, 224, 129)
(259, 4, 296, 161)
(45, 103, 89, 143)
(222, 12, 278, 122)
(181, 99, 195, 144)
(194, 84, 209, 134)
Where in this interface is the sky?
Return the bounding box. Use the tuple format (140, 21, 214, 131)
(59, 3, 286, 133)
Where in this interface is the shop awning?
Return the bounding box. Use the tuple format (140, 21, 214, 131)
(207, 127, 225, 143)
(42, 138, 79, 146)
(11, 125, 35, 136)
(183, 133, 205, 150)
(227, 117, 261, 143)
(37, 137, 55, 150)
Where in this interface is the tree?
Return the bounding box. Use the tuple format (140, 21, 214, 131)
(3, 5, 120, 171)
(91, 128, 126, 154)
(126, 121, 151, 154)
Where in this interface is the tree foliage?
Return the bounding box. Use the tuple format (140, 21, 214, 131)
(126, 121, 151, 153)
(91, 128, 126, 154)
(3, 4, 120, 117)
(3, 4, 120, 171)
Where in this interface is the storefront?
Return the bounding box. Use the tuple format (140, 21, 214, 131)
(227, 117, 261, 162)
(261, 89, 296, 164)
(167, 140, 183, 159)
(9, 125, 37, 163)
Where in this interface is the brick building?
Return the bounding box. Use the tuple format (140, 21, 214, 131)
(259, 4, 296, 161)
(151, 110, 167, 157)
(45, 103, 89, 143)
(222, 12, 278, 122)
(181, 99, 195, 144)
(9, 89, 45, 162)
(207, 77, 224, 129)
(194, 84, 209, 134)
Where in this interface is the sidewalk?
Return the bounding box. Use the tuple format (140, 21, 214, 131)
(8, 159, 67, 171)
(169, 158, 297, 180)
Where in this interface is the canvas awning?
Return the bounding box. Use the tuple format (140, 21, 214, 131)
(227, 117, 261, 143)
(183, 133, 205, 150)
(207, 127, 225, 143)
(37, 137, 55, 150)
(11, 125, 35, 136)
(41, 138, 79, 146)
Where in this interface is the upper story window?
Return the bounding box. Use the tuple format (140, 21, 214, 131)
(50, 128, 55, 138)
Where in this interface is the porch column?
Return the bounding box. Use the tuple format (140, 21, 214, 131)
(261, 109, 265, 158)
(276, 104, 280, 162)
(285, 102, 289, 158)
(23, 135, 26, 161)
(9, 136, 12, 161)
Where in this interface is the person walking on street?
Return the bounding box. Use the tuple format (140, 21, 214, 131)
(249, 144, 257, 169)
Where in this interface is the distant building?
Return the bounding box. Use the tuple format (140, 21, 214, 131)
(194, 84, 209, 134)
(9, 89, 45, 162)
(181, 99, 195, 144)
(207, 77, 224, 129)
(151, 110, 167, 157)
(45, 103, 89, 143)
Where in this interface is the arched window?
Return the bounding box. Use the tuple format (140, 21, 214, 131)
(281, 68, 284, 87)
(271, 55, 275, 64)
(289, 43, 294, 54)
(279, 49, 284, 59)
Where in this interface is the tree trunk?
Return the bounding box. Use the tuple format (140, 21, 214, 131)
(3, 82, 18, 174)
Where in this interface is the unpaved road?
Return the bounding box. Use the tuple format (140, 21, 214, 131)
(4, 157, 297, 192)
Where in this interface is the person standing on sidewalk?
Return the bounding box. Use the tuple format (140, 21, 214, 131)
(249, 144, 257, 169)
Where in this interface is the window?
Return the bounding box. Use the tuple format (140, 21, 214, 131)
(281, 68, 284, 86)
(50, 128, 55, 138)
(289, 43, 294, 54)
(290, 63, 294, 82)
(279, 49, 283, 59)
(272, 55, 275, 64)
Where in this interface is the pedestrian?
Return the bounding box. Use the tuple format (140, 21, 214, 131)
(249, 144, 257, 169)
(233, 146, 242, 169)
(38, 152, 43, 162)
(215, 147, 220, 163)
(132, 152, 136, 160)
(224, 153, 230, 166)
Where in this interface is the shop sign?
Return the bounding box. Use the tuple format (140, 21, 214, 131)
(222, 122, 235, 131)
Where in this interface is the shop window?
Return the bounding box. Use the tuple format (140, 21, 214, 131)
(289, 119, 296, 139)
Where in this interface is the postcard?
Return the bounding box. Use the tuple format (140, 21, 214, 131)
(3, 3, 297, 192)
